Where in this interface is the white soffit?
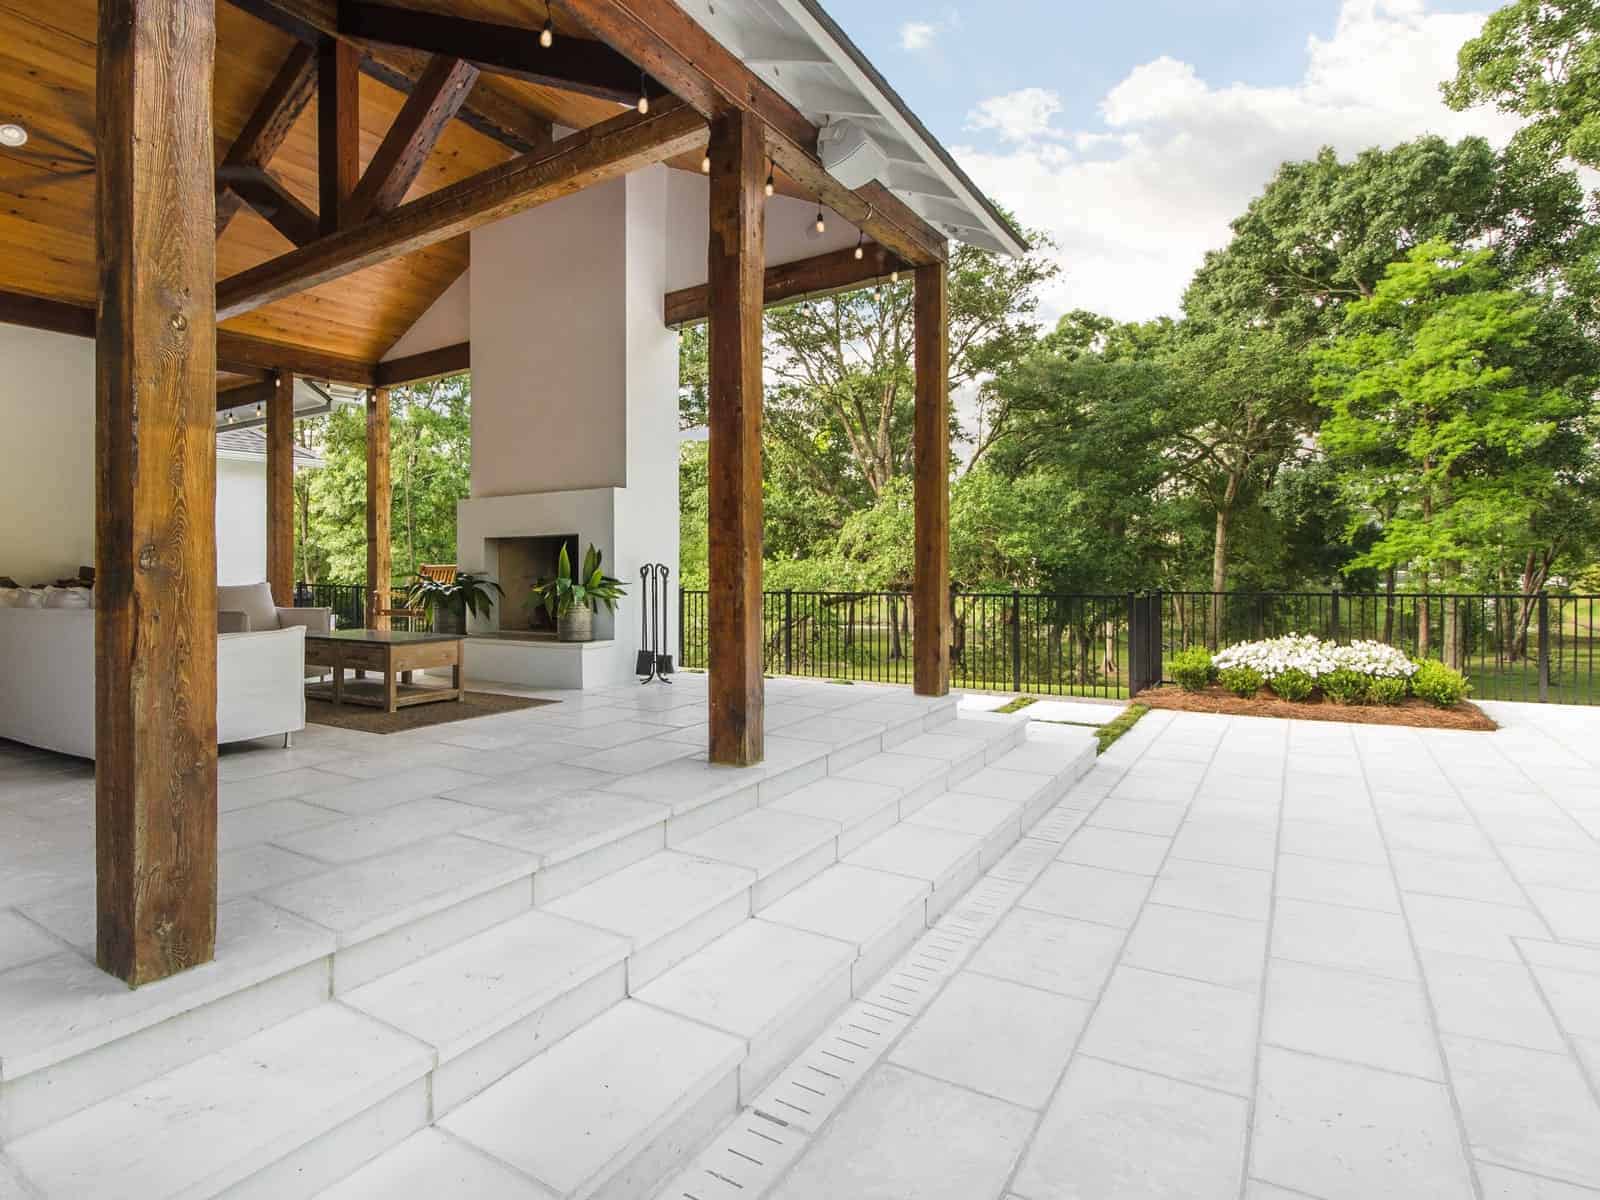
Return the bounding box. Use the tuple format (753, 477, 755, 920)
(671, 0, 1027, 258)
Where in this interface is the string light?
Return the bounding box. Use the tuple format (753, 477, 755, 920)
(764, 163, 775, 198)
(226, 411, 236, 424)
(540, 17, 554, 48)
(854, 232, 864, 261)
(700, 150, 710, 174)
(890, 269, 900, 283)
(636, 72, 649, 115)
(814, 208, 826, 235)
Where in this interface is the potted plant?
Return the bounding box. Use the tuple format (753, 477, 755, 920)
(530, 543, 626, 642)
(406, 570, 503, 636)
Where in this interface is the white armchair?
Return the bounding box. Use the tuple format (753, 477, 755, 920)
(218, 582, 331, 635)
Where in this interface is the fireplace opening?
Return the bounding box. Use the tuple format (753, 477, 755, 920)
(487, 533, 580, 635)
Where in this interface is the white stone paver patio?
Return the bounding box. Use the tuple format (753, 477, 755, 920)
(666, 699, 1600, 1200)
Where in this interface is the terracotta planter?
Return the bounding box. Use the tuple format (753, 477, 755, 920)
(558, 605, 593, 642)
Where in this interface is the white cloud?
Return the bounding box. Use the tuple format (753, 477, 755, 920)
(966, 87, 1065, 143)
(900, 10, 961, 53)
(900, 21, 938, 51)
(954, 0, 1521, 324)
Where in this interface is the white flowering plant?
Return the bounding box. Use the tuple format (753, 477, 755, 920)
(1210, 634, 1417, 685)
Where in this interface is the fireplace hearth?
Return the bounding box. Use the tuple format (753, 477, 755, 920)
(486, 533, 578, 633)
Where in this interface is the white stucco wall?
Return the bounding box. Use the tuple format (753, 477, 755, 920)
(215, 457, 268, 586)
(0, 323, 97, 584)
(382, 273, 470, 361)
(0, 322, 273, 587)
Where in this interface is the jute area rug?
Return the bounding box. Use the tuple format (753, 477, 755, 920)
(304, 690, 557, 734)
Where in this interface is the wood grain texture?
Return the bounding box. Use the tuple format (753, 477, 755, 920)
(226, 165, 321, 246)
(339, 1, 657, 105)
(317, 35, 360, 233)
(664, 242, 909, 327)
(553, 0, 946, 266)
(216, 378, 278, 411)
(216, 98, 703, 318)
(215, 42, 317, 236)
(95, 0, 220, 986)
(346, 53, 479, 224)
(705, 109, 765, 766)
(366, 385, 392, 631)
(913, 260, 950, 696)
(375, 339, 469, 385)
(267, 369, 296, 603)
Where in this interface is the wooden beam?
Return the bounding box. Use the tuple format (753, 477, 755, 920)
(375, 340, 470, 386)
(347, 55, 479, 224)
(95, 0, 219, 987)
(552, 0, 947, 265)
(913, 261, 950, 697)
(664, 242, 908, 326)
(217, 332, 377, 385)
(266, 371, 296, 604)
(0, 288, 379, 385)
(318, 36, 361, 234)
(216, 43, 318, 237)
(216, 379, 278, 412)
(705, 109, 765, 767)
(338, 2, 660, 106)
(225, 166, 321, 247)
(224, 0, 551, 153)
(217, 99, 704, 320)
(366, 386, 392, 631)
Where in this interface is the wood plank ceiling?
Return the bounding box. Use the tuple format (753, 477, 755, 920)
(0, 0, 650, 365)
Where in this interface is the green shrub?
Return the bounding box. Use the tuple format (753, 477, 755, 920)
(1170, 646, 1214, 692)
(1412, 660, 1470, 708)
(1366, 675, 1408, 706)
(1321, 668, 1369, 706)
(1216, 665, 1263, 699)
(1271, 668, 1315, 702)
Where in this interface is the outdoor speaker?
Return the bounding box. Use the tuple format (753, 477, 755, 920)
(818, 120, 889, 191)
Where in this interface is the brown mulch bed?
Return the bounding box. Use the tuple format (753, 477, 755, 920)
(1135, 685, 1498, 731)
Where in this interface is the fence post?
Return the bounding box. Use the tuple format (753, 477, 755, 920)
(1538, 591, 1550, 703)
(1011, 589, 1023, 694)
(1330, 587, 1340, 642)
(1126, 592, 1141, 694)
(784, 589, 794, 676)
(1151, 589, 1164, 690)
(678, 586, 685, 669)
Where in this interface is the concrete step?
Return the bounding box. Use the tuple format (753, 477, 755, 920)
(5, 1004, 433, 1200)
(440, 1000, 743, 1200)
(341, 909, 630, 1116)
(544, 851, 756, 989)
(759, 863, 932, 994)
(634, 920, 855, 1102)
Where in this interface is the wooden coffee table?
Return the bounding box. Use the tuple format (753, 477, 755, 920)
(304, 629, 464, 713)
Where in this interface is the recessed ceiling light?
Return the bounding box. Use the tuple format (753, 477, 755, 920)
(0, 124, 27, 148)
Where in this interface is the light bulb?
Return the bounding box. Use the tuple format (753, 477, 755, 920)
(814, 210, 825, 234)
(226, 411, 236, 424)
(539, 19, 553, 48)
(764, 170, 775, 198)
(637, 76, 650, 115)
(854, 235, 864, 261)
(255, 403, 263, 418)
(701, 152, 710, 174)
(890, 270, 900, 283)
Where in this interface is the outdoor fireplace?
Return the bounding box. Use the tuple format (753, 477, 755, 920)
(486, 533, 578, 633)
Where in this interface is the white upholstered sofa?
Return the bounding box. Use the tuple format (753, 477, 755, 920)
(0, 584, 322, 759)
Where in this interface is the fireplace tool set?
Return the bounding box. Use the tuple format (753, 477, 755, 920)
(636, 563, 675, 683)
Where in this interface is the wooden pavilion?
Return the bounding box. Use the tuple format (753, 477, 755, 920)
(0, 0, 1024, 985)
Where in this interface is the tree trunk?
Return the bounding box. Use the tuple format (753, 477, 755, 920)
(887, 594, 903, 662)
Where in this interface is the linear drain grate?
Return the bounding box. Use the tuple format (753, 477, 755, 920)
(657, 768, 1104, 1199)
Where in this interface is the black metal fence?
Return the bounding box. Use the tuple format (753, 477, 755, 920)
(680, 587, 1600, 705)
(680, 588, 1132, 698)
(294, 581, 365, 630)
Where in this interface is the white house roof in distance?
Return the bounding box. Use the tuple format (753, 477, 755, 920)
(215, 427, 322, 469)
(676, 0, 1027, 257)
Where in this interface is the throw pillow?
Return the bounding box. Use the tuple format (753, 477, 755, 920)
(217, 582, 279, 632)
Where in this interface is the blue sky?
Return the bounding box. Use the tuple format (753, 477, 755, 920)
(815, 1, 1513, 320)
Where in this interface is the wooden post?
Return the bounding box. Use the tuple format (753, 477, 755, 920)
(266, 370, 295, 604)
(366, 386, 392, 630)
(95, 0, 219, 986)
(318, 37, 360, 235)
(705, 109, 764, 765)
(913, 261, 951, 696)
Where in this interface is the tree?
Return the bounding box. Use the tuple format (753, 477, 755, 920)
(1185, 137, 1590, 337)
(1445, 1, 1600, 168)
(1316, 241, 1599, 660)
